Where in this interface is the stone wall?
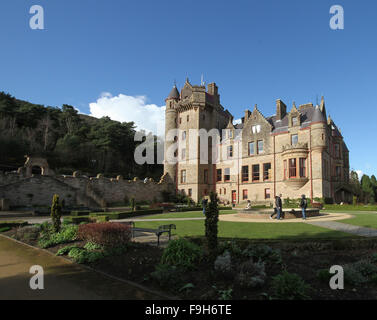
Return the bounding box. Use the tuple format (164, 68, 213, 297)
(0, 168, 174, 209)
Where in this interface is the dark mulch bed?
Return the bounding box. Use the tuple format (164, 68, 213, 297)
(2, 226, 377, 300)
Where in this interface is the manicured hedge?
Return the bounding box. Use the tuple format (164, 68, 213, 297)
(70, 210, 91, 217)
(0, 221, 28, 229)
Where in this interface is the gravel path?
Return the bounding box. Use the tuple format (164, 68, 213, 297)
(305, 221, 377, 238)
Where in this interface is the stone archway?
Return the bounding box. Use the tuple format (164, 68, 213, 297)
(24, 156, 54, 177)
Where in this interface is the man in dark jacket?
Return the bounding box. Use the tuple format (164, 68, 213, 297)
(202, 197, 208, 215)
(300, 195, 308, 220)
(276, 194, 283, 220)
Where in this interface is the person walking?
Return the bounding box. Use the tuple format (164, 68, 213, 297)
(202, 197, 208, 215)
(300, 195, 308, 220)
(275, 194, 283, 220)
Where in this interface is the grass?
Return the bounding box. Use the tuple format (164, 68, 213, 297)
(323, 204, 377, 212)
(341, 213, 377, 229)
(134, 220, 357, 240)
(138, 210, 237, 220)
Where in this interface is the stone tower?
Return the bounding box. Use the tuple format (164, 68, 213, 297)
(164, 84, 179, 185)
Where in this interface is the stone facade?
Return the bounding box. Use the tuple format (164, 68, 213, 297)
(0, 157, 173, 209)
(164, 81, 351, 205)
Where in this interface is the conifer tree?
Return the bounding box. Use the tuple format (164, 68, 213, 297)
(205, 192, 219, 260)
(51, 194, 62, 233)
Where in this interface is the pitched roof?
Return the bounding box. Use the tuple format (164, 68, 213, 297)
(167, 85, 180, 100)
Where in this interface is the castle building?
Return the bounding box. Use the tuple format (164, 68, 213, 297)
(164, 79, 351, 205)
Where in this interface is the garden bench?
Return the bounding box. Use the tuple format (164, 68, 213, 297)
(128, 222, 176, 246)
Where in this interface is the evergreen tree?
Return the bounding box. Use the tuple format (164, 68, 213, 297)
(205, 192, 219, 260)
(51, 194, 62, 233)
(361, 175, 374, 204)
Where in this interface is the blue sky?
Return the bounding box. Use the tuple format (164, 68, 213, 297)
(0, 0, 376, 176)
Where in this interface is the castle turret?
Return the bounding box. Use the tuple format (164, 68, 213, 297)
(164, 84, 179, 185)
(311, 105, 327, 150)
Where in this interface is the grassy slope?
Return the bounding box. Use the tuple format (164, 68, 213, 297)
(134, 220, 356, 240)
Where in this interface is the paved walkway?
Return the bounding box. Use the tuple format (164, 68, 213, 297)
(0, 235, 166, 300)
(306, 221, 377, 238)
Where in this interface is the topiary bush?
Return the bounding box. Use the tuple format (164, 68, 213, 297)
(205, 192, 219, 259)
(51, 194, 62, 233)
(77, 222, 132, 248)
(271, 271, 311, 300)
(161, 238, 203, 271)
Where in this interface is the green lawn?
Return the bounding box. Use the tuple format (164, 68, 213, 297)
(323, 204, 377, 212)
(134, 220, 357, 240)
(341, 213, 377, 229)
(138, 210, 237, 220)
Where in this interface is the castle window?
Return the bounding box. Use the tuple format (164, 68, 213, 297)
(265, 188, 271, 199)
(257, 140, 264, 154)
(249, 142, 255, 156)
(299, 158, 307, 178)
(252, 125, 261, 134)
(187, 115, 190, 122)
(182, 131, 186, 141)
(224, 188, 227, 195)
(181, 170, 186, 183)
(252, 165, 260, 182)
(227, 146, 233, 158)
(334, 144, 340, 158)
(229, 130, 234, 139)
(292, 117, 298, 126)
(217, 169, 222, 182)
(243, 190, 248, 200)
(242, 166, 249, 182)
(181, 149, 186, 160)
(204, 169, 209, 184)
(263, 163, 271, 181)
(224, 168, 231, 182)
(289, 158, 297, 178)
(336, 165, 342, 178)
(291, 134, 298, 146)
(179, 118, 182, 124)
(188, 189, 192, 197)
(284, 160, 287, 180)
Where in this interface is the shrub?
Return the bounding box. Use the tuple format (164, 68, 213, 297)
(317, 269, 332, 283)
(0, 227, 11, 233)
(214, 251, 233, 276)
(38, 224, 78, 248)
(161, 238, 203, 271)
(236, 259, 266, 289)
(219, 241, 243, 259)
(15, 226, 40, 241)
(56, 245, 80, 256)
(242, 244, 282, 265)
(150, 264, 185, 289)
(84, 241, 103, 251)
(344, 259, 377, 285)
(77, 222, 131, 248)
(271, 271, 311, 300)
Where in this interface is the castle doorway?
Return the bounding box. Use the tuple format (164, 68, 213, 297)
(32, 166, 42, 175)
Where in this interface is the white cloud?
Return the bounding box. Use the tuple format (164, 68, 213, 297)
(233, 118, 242, 125)
(89, 92, 165, 136)
(356, 170, 363, 180)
